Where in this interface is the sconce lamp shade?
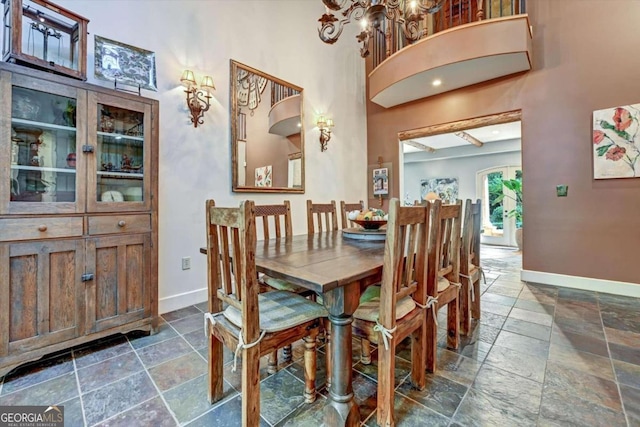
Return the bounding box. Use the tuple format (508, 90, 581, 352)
(317, 116, 327, 129)
(180, 70, 196, 87)
(325, 118, 334, 128)
(201, 76, 215, 93)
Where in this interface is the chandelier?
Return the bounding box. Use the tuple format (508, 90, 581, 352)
(318, 0, 444, 58)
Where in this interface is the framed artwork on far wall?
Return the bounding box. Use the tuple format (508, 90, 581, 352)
(373, 167, 389, 196)
(593, 103, 640, 179)
(94, 35, 158, 91)
(420, 177, 459, 204)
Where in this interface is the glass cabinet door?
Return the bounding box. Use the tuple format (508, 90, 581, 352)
(1, 73, 86, 214)
(86, 92, 152, 212)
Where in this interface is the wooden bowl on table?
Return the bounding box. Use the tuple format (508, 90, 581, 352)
(353, 219, 387, 230)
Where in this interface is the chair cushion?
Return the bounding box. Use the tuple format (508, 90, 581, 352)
(353, 285, 416, 322)
(261, 274, 305, 293)
(437, 276, 450, 292)
(223, 291, 328, 333)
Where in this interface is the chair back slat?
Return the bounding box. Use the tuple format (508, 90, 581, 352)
(340, 200, 364, 229)
(427, 200, 462, 296)
(378, 199, 429, 327)
(206, 200, 258, 337)
(306, 200, 338, 234)
(461, 198, 482, 269)
(255, 201, 292, 241)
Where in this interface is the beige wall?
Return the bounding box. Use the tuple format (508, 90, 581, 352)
(367, 0, 640, 284)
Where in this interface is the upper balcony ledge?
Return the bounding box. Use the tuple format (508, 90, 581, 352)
(268, 94, 302, 137)
(369, 15, 533, 109)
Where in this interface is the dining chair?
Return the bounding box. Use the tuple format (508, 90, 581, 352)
(339, 200, 364, 229)
(460, 199, 482, 335)
(205, 200, 327, 425)
(306, 200, 338, 234)
(426, 199, 462, 372)
(351, 198, 429, 426)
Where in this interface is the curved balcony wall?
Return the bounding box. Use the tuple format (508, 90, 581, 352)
(268, 94, 301, 137)
(369, 15, 533, 108)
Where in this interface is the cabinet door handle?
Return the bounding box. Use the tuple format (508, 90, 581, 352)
(118, 220, 126, 227)
(38, 224, 48, 232)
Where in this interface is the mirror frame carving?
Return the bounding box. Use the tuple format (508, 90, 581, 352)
(230, 60, 305, 193)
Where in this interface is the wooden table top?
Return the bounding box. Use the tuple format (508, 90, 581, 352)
(202, 231, 386, 295)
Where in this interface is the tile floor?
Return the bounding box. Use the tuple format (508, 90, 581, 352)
(1, 246, 639, 426)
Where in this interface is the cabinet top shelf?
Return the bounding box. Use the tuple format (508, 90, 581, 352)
(11, 165, 77, 173)
(11, 118, 77, 133)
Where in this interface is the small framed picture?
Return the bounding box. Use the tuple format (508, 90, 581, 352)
(373, 167, 389, 196)
(94, 35, 157, 91)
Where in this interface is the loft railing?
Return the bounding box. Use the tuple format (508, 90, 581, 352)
(369, 0, 526, 69)
(271, 82, 300, 107)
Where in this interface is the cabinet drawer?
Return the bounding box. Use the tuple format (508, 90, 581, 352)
(0, 217, 83, 242)
(88, 214, 151, 235)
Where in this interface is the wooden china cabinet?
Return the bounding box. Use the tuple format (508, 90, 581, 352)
(0, 61, 158, 376)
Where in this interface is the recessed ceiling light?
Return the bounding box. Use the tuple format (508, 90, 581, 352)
(432, 79, 442, 87)
(492, 130, 500, 135)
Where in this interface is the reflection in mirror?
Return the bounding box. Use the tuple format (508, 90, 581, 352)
(231, 60, 304, 193)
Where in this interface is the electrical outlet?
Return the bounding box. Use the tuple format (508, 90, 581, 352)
(181, 256, 191, 270)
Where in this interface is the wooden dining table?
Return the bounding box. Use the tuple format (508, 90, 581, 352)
(202, 230, 386, 426)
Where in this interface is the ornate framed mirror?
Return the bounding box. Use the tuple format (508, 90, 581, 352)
(230, 60, 304, 193)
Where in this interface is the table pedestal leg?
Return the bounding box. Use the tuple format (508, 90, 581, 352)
(323, 282, 360, 427)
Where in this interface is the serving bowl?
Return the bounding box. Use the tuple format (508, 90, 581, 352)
(353, 219, 387, 230)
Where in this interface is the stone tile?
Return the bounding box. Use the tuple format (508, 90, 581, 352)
(453, 388, 538, 427)
(472, 364, 542, 413)
(194, 301, 209, 313)
(222, 355, 277, 393)
(259, 370, 306, 425)
(1, 352, 74, 395)
(620, 384, 640, 424)
(136, 336, 192, 368)
(0, 372, 77, 406)
(286, 350, 327, 390)
(481, 301, 512, 316)
(183, 329, 206, 350)
(514, 298, 555, 314)
(163, 374, 236, 424)
(550, 329, 608, 357)
(548, 343, 614, 381)
(354, 351, 412, 386)
(434, 348, 482, 386)
(479, 312, 507, 329)
(481, 292, 516, 307)
(552, 315, 605, 341)
(148, 351, 207, 392)
(493, 330, 549, 359)
(476, 324, 501, 345)
(169, 313, 203, 335)
(502, 318, 551, 341)
(557, 288, 598, 303)
(60, 396, 84, 427)
(82, 371, 157, 426)
(439, 334, 490, 362)
(77, 351, 144, 393)
(277, 394, 327, 427)
(518, 290, 556, 305)
(485, 344, 547, 383)
(128, 319, 178, 350)
(94, 396, 176, 427)
(609, 342, 640, 366)
(491, 279, 524, 289)
(350, 370, 379, 422)
(74, 336, 132, 369)
(185, 394, 270, 427)
(540, 387, 627, 427)
(605, 327, 640, 348)
(396, 373, 467, 417)
(486, 285, 522, 298)
(544, 361, 622, 412)
(601, 309, 640, 334)
(598, 293, 640, 309)
(389, 393, 450, 427)
(161, 306, 201, 322)
(613, 359, 640, 389)
(508, 307, 553, 327)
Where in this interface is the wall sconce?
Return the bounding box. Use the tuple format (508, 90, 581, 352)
(317, 116, 334, 151)
(181, 70, 215, 128)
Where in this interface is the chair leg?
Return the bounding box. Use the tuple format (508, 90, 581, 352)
(303, 331, 319, 403)
(282, 344, 292, 362)
(376, 338, 396, 427)
(324, 319, 332, 390)
(361, 339, 372, 364)
(241, 342, 261, 427)
(460, 278, 471, 336)
(447, 297, 460, 350)
(471, 279, 481, 320)
(208, 331, 224, 403)
(410, 323, 426, 390)
(267, 350, 278, 374)
(426, 307, 438, 373)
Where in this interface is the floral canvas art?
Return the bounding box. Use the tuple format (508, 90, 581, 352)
(255, 165, 272, 187)
(593, 104, 640, 179)
(420, 178, 459, 203)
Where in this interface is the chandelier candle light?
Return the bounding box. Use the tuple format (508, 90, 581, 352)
(181, 70, 215, 127)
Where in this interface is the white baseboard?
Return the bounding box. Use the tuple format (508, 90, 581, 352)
(159, 287, 208, 314)
(521, 270, 640, 298)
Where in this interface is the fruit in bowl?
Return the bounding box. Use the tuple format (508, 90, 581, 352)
(349, 207, 388, 230)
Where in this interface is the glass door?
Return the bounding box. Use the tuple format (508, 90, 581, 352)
(476, 166, 521, 247)
(86, 92, 152, 212)
(1, 73, 85, 214)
